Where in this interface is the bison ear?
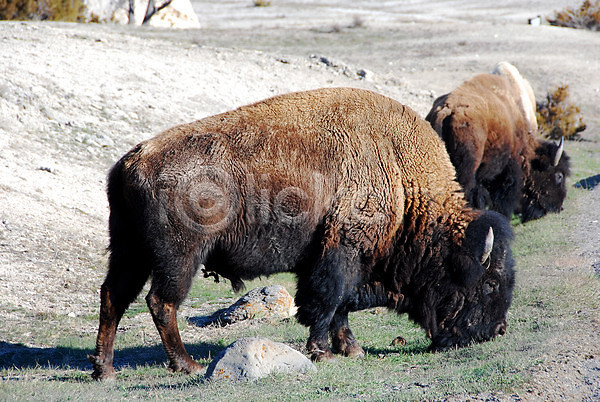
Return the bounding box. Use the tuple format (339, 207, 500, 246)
(451, 254, 484, 288)
(452, 227, 492, 286)
(452, 212, 511, 287)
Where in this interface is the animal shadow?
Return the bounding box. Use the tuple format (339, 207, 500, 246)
(363, 341, 430, 357)
(0, 341, 224, 377)
(574, 174, 600, 190)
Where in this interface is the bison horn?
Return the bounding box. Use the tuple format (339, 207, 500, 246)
(553, 137, 564, 167)
(481, 227, 494, 265)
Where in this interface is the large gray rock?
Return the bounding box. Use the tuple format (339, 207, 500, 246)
(84, 0, 120, 20)
(85, 0, 200, 28)
(191, 285, 297, 327)
(204, 337, 316, 382)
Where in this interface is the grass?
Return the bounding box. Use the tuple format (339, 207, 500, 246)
(565, 140, 600, 183)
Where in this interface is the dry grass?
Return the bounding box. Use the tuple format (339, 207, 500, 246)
(536, 84, 587, 140)
(547, 0, 600, 31)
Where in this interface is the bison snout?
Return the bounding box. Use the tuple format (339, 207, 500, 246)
(494, 321, 507, 336)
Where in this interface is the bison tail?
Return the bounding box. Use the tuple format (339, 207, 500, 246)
(104, 157, 154, 307)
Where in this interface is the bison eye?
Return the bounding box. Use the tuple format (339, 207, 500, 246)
(483, 280, 499, 295)
(555, 172, 564, 185)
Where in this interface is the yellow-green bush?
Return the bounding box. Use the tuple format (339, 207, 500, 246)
(0, 0, 86, 22)
(547, 0, 600, 30)
(536, 85, 587, 140)
(0, 0, 36, 19)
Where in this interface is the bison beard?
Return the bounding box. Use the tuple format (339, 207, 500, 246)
(89, 87, 515, 380)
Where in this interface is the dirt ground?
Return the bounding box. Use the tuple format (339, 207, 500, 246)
(0, 0, 599, 398)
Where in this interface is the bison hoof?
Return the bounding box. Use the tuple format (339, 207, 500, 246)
(91, 369, 117, 381)
(310, 349, 336, 362)
(88, 354, 117, 381)
(168, 359, 204, 375)
(343, 344, 365, 358)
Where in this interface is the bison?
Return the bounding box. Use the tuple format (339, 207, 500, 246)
(425, 62, 570, 222)
(89, 87, 515, 380)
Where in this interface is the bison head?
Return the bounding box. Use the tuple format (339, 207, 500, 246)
(424, 211, 515, 351)
(520, 138, 571, 222)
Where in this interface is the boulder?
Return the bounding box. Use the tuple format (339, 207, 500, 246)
(85, 0, 200, 28)
(84, 0, 120, 21)
(191, 285, 297, 327)
(204, 337, 316, 382)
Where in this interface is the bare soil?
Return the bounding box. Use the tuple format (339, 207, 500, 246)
(0, 0, 599, 399)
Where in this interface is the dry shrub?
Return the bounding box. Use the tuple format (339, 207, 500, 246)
(0, 0, 36, 19)
(547, 0, 600, 30)
(0, 0, 86, 22)
(253, 0, 271, 6)
(536, 85, 587, 140)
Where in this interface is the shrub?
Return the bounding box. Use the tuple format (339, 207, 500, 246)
(0, 0, 86, 22)
(253, 0, 271, 6)
(547, 0, 600, 30)
(0, 0, 36, 19)
(536, 85, 587, 140)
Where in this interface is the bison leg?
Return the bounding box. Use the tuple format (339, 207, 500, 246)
(296, 246, 359, 362)
(145, 272, 203, 375)
(329, 310, 365, 358)
(306, 325, 336, 362)
(471, 184, 491, 210)
(488, 159, 522, 218)
(89, 264, 150, 380)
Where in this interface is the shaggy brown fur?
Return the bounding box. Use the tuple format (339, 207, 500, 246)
(426, 69, 570, 222)
(89, 87, 514, 380)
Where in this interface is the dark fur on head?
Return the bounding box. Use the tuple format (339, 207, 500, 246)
(520, 140, 571, 222)
(417, 211, 515, 351)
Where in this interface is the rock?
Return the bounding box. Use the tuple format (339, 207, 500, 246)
(191, 285, 297, 327)
(356, 68, 374, 81)
(85, 0, 200, 29)
(204, 337, 316, 382)
(309, 54, 373, 81)
(84, 0, 120, 21)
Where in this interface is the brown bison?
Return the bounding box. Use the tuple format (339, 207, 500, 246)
(426, 62, 570, 222)
(89, 87, 515, 380)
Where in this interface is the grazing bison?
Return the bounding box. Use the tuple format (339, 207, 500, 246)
(426, 62, 570, 222)
(89, 87, 515, 380)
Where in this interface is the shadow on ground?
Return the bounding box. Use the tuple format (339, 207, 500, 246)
(0, 341, 225, 373)
(574, 174, 600, 190)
